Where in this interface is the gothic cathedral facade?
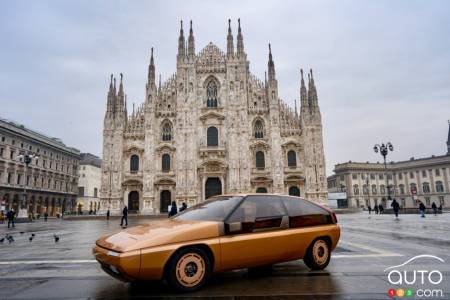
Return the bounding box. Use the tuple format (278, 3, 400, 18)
(100, 20, 327, 214)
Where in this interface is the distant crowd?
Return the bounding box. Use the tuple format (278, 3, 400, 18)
(367, 199, 442, 218)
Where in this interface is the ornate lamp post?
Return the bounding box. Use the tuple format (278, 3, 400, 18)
(373, 142, 394, 203)
(16, 153, 39, 218)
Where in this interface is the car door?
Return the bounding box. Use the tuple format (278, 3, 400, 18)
(280, 196, 335, 259)
(219, 195, 291, 271)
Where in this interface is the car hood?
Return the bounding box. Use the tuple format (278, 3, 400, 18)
(96, 219, 221, 252)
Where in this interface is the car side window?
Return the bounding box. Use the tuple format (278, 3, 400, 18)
(227, 195, 286, 231)
(281, 196, 332, 228)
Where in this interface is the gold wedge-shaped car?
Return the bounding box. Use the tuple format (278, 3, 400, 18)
(93, 194, 340, 292)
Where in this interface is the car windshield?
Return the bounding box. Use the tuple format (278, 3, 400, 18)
(174, 196, 243, 222)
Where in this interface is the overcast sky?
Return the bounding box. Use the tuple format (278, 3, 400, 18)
(1, 0, 449, 175)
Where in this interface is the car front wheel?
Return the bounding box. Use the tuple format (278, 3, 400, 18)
(165, 247, 211, 292)
(303, 238, 331, 270)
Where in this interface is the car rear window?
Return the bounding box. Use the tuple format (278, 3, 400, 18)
(280, 196, 332, 227)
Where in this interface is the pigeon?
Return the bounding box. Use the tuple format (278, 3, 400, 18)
(20, 232, 24, 234)
(29, 236, 34, 242)
(31, 234, 35, 237)
(53, 234, 59, 243)
(7, 236, 14, 243)
(0, 237, 4, 243)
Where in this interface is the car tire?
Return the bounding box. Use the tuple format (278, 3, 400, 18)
(165, 247, 211, 292)
(303, 238, 331, 270)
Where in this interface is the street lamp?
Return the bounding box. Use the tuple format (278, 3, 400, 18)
(373, 142, 394, 202)
(16, 153, 39, 218)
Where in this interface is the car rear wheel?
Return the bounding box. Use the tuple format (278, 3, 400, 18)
(303, 238, 331, 270)
(165, 247, 211, 292)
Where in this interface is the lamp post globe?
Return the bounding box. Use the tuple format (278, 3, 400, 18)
(16, 153, 38, 219)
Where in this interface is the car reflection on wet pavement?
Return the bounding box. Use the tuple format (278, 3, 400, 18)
(1, 212, 449, 299)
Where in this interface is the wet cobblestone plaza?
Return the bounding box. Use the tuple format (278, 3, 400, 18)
(1, 212, 449, 299)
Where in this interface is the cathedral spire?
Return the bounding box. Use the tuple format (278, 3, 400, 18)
(188, 20, 195, 58)
(294, 98, 298, 117)
(226, 19, 234, 58)
(158, 74, 162, 93)
(307, 71, 313, 110)
(178, 20, 186, 60)
(106, 74, 114, 114)
(309, 69, 318, 109)
(118, 73, 124, 96)
(124, 95, 128, 120)
(300, 68, 308, 111)
(148, 47, 155, 87)
(268, 43, 276, 82)
(236, 18, 244, 57)
(109, 74, 113, 94)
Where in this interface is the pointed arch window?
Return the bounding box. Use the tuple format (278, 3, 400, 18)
(207, 127, 218, 146)
(254, 120, 264, 138)
(162, 122, 172, 141)
(162, 154, 170, 172)
(287, 150, 297, 167)
(255, 151, 265, 169)
(206, 79, 218, 108)
(130, 155, 139, 172)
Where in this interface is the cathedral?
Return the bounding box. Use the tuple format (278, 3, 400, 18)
(100, 20, 327, 214)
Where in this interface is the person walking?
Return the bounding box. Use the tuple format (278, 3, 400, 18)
(378, 204, 384, 214)
(419, 201, 426, 218)
(368, 205, 372, 215)
(374, 205, 379, 214)
(7, 209, 15, 228)
(179, 202, 188, 212)
(168, 201, 178, 217)
(431, 202, 437, 216)
(120, 206, 128, 227)
(391, 199, 400, 219)
(44, 212, 48, 222)
(106, 209, 110, 220)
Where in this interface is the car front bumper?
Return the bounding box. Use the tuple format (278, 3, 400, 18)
(93, 245, 140, 281)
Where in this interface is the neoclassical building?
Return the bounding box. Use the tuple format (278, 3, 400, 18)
(0, 118, 80, 217)
(327, 122, 450, 209)
(100, 20, 327, 214)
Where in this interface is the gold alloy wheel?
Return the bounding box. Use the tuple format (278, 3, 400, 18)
(312, 240, 329, 265)
(175, 252, 206, 288)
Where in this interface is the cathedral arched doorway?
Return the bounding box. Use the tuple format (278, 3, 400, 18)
(160, 190, 171, 213)
(205, 177, 222, 199)
(256, 187, 267, 193)
(289, 186, 300, 197)
(128, 191, 140, 213)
